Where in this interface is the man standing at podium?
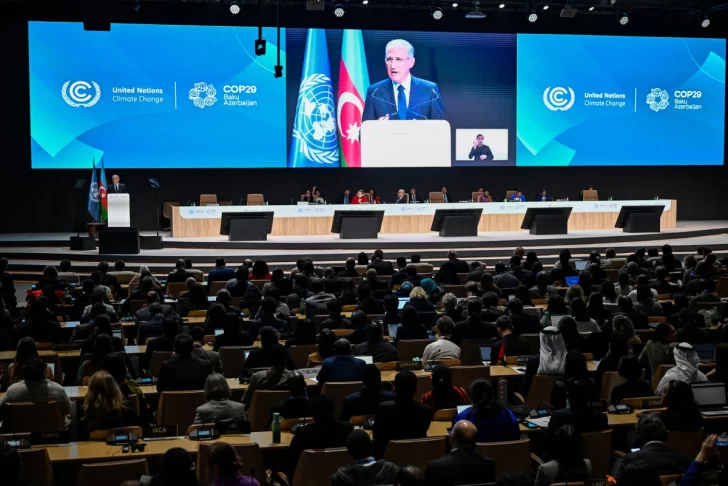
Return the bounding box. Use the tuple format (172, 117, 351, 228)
(362, 39, 445, 122)
(108, 174, 127, 194)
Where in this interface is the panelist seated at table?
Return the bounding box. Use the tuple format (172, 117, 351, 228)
(395, 189, 408, 204)
(337, 189, 352, 204)
(351, 190, 370, 204)
(509, 191, 526, 202)
(476, 188, 493, 203)
(535, 189, 553, 202)
(409, 188, 420, 203)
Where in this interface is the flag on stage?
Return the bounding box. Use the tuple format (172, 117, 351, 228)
(288, 29, 340, 168)
(99, 158, 108, 221)
(337, 30, 370, 168)
(87, 159, 100, 222)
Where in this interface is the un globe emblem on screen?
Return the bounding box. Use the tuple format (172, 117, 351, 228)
(292, 74, 339, 164)
(89, 182, 99, 202)
(646, 88, 669, 112)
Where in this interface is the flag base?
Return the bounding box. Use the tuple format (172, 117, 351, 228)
(70, 236, 96, 251)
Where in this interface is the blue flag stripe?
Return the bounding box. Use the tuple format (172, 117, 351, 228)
(87, 159, 100, 222)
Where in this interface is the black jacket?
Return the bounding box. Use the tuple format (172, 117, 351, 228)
(368, 261, 395, 276)
(373, 399, 433, 457)
(610, 380, 654, 406)
(509, 311, 542, 335)
(340, 388, 397, 421)
(491, 334, 530, 365)
(167, 269, 193, 283)
(157, 355, 212, 392)
(332, 460, 399, 486)
(425, 449, 496, 486)
(357, 298, 385, 315)
(617, 442, 693, 477)
(466, 268, 485, 282)
(243, 346, 296, 371)
(391, 270, 408, 287)
(452, 318, 497, 345)
(11, 320, 62, 346)
(213, 331, 253, 351)
(436, 259, 469, 284)
(289, 420, 354, 475)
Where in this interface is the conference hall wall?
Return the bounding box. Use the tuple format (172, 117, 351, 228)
(2, 21, 727, 232)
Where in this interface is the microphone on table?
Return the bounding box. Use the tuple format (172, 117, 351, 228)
(425, 349, 442, 372)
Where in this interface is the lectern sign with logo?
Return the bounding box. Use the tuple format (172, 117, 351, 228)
(108, 194, 131, 228)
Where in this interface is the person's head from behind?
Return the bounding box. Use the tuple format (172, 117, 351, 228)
(436, 316, 455, 338)
(673, 293, 689, 311)
(494, 262, 506, 275)
(635, 416, 667, 447)
(302, 260, 315, 276)
(617, 296, 633, 312)
(662, 379, 697, 411)
(431, 365, 453, 395)
(608, 332, 630, 358)
(101, 352, 128, 384)
(357, 283, 372, 301)
(362, 363, 381, 390)
(559, 249, 571, 266)
(92, 333, 114, 364)
(618, 356, 643, 383)
(184, 277, 197, 291)
(411, 253, 421, 264)
(345, 429, 373, 461)
(441, 293, 457, 312)
(566, 377, 592, 409)
(654, 322, 675, 343)
(204, 373, 231, 402)
(468, 297, 484, 317)
(90, 303, 108, 321)
(29, 298, 50, 321)
(551, 425, 584, 467)
(327, 298, 343, 318)
(394, 465, 425, 486)
(318, 329, 337, 358)
(94, 313, 112, 337)
(366, 322, 383, 343)
(564, 351, 589, 380)
(569, 297, 589, 321)
(311, 395, 335, 423)
(188, 284, 208, 304)
(405, 265, 418, 278)
(162, 318, 180, 339)
(59, 259, 72, 272)
(81, 278, 95, 295)
(618, 271, 630, 288)
(383, 293, 399, 314)
(547, 295, 567, 314)
(208, 441, 242, 480)
(22, 356, 47, 382)
(188, 325, 206, 345)
(260, 297, 277, 317)
(85, 370, 123, 414)
(235, 266, 249, 282)
(333, 338, 352, 356)
(636, 286, 652, 302)
(15, 336, 40, 364)
(450, 419, 478, 450)
(216, 289, 232, 307)
(345, 257, 356, 271)
(396, 256, 407, 270)
(270, 343, 288, 368)
(469, 378, 496, 411)
(495, 315, 514, 338)
(357, 252, 369, 265)
(401, 306, 419, 328)
(292, 273, 308, 291)
(351, 310, 367, 329)
(507, 299, 524, 316)
(174, 334, 194, 358)
(259, 326, 279, 349)
(394, 370, 417, 400)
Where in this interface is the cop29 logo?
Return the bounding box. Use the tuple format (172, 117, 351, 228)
(543, 87, 576, 111)
(62, 81, 101, 108)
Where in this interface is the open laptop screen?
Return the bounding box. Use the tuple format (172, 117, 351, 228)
(565, 276, 580, 287)
(480, 346, 492, 362)
(692, 382, 727, 408)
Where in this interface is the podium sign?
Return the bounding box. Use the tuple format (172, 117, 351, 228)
(108, 194, 131, 228)
(361, 120, 452, 168)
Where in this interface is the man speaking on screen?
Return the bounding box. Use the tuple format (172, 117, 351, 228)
(362, 39, 445, 122)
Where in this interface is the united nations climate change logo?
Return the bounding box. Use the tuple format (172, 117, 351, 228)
(189, 82, 217, 109)
(62, 81, 101, 108)
(646, 88, 669, 112)
(292, 74, 339, 165)
(543, 87, 575, 111)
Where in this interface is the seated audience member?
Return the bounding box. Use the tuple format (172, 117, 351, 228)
(364, 268, 390, 298)
(208, 257, 236, 287)
(215, 289, 241, 316)
(493, 262, 520, 290)
(267, 372, 311, 424)
(317, 338, 367, 384)
(559, 317, 589, 353)
(658, 379, 704, 432)
(587, 293, 610, 329)
(435, 249, 469, 284)
(203, 303, 227, 334)
(77, 333, 116, 385)
(337, 258, 359, 279)
(452, 299, 497, 345)
(144, 318, 179, 369)
(420, 365, 468, 411)
(226, 266, 255, 298)
(322, 299, 352, 330)
(332, 429, 399, 486)
(615, 296, 649, 329)
(178, 276, 198, 299)
(638, 322, 676, 376)
(373, 371, 433, 456)
(422, 316, 460, 363)
(0, 356, 72, 427)
(548, 250, 577, 284)
(507, 299, 541, 335)
(466, 261, 485, 283)
(78, 290, 119, 324)
(79, 370, 140, 440)
(157, 334, 213, 392)
(513, 285, 534, 307)
(440, 293, 463, 323)
(565, 285, 585, 305)
(101, 352, 151, 429)
(570, 298, 600, 333)
(8, 337, 55, 384)
(481, 291, 507, 322)
(633, 287, 664, 317)
(127, 266, 162, 298)
(348, 310, 370, 345)
(321, 267, 344, 295)
(404, 265, 423, 288)
(689, 279, 721, 310)
(129, 276, 162, 306)
(547, 378, 608, 434)
(542, 296, 569, 325)
(289, 396, 354, 476)
(194, 373, 247, 424)
(243, 326, 295, 372)
(382, 294, 402, 327)
(251, 259, 271, 281)
(616, 271, 633, 297)
(425, 420, 495, 486)
(214, 313, 253, 351)
(12, 298, 62, 345)
(406, 286, 436, 314)
(616, 416, 693, 477)
(167, 259, 193, 283)
(139, 447, 199, 486)
(241, 344, 294, 408)
(452, 379, 520, 443)
(0, 257, 17, 310)
(419, 278, 444, 304)
(650, 266, 678, 296)
(207, 441, 261, 486)
(601, 281, 619, 304)
(137, 303, 167, 345)
(79, 313, 125, 356)
(307, 328, 337, 367)
(338, 279, 358, 306)
(520, 327, 567, 397)
(395, 307, 428, 345)
(530, 271, 559, 299)
(188, 326, 223, 373)
(610, 356, 654, 405)
(285, 318, 317, 348)
(304, 278, 337, 318)
(595, 333, 630, 386)
(353, 323, 399, 363)
(491, 315, 530, 365)
(340, 364, 396, 421)
(357, 284, 385, 315)
(88, 270, 112, 300)
(669, 294, 706, 329)
(535, 425, 592, 486)
(180, 284, 210, 318)
(252, 297, 289, 332)
(395, 280, 414, 298)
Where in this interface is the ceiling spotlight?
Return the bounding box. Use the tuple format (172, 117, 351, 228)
(334, 4, 346, 16)
(588, 6, 594, 10)
(431, 6, 443, 19)
(499, 3, 505, 7)
(618, 12, 628, 25)
(452, 2, 458, 6)
(465, 1, 486, 18)
(229, 0, 240, 14)
(528, 10, 538, 22)
(363, 0, 368, 4)
(701, 15, 710, 28)
(542, 5, 548, 9)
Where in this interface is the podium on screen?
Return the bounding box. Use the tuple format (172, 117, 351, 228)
(360, 120, 452, 168)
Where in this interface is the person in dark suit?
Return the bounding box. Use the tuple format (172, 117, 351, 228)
(615, 416, 693, 477)
(466, 261, 485, 283)
(304, 279, 337, 318)
(610, 356, 654, 406)
(548, 250, 578, 285)
(668, 294, 706, 329)
(317, 338, 367, 384)
(368, 253, 395, 276)
(289, 395, 354, 476)
(547, 378, 608, 435)
(143, 318, 179, 371)
(337, 189, 352, 205)
(373, 370, 433, 457)
(435, 250, 469, 285)
(213, 313, 253, 351)
(452, 299, 497, 345)
(107, 174, 127, 194)
(650, 266, 679, 296)
(241, 344, 295, 408)
(689, 279, 721, 309)
(157, 334, 213, 392)
(354, 323, 399, 363)
(11, 298, 62, 345)
(491, 316, 530, 365)
(332, 430, 400, 486)
(135, 292, 177, 323)
(340, 364, 396, 421)
(394, 189, 408, 204)
(362, 39, 444, 122)
(207, 258, 235, 289)
(356, 284, 385, 315)
(347, 311, 370, 345)
(243, 326, 296, 372)
(167, 259, 193, 283)
(390, 257, 409, 287)
(425, 420, 495, 486)
(506, 299, 542, 335)
(253, 297, 290, 332)
(321, 299, 352, 330)
(269, 372, 311, 423)
(97, 262, 120, 297)
(188, 326, 223, 373)
(468, 134, 495, 163)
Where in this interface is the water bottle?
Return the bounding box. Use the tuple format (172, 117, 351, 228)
(497, 377, 508, 406)
(542, 311, 551, 327)
(300, 298, 306, 316)
(272, 413, 281, 443)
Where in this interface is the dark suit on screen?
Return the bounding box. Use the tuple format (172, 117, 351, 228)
(362, 76, 445, 121)
(108, 183, 128, 194)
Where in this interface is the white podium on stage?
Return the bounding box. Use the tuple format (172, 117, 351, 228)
(107, 194, 131, 228)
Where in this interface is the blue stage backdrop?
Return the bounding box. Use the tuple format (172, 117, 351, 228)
(517, 34, 726, 166)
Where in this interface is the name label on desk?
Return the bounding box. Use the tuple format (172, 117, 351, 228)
(396, 361, 423, 371)
(31, 431, 70, 445)
(53, 342, 82, 351)
(147, 425, 179, 438)
(588, 400, 608, 411)
(216, 421, 251, 435)
(516, 356, 529, 365)
(297, 368, 320, 381)
(584, 480, 609, 486)
(640, 398, 663, 409)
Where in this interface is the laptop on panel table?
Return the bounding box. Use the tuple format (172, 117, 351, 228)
(692, 382, 728, 416)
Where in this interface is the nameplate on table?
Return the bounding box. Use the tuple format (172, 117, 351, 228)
(297, 367, 320, 382)
(396, 361, 423, 371)
(584, 480, 609, 486)
(146, 425, 179, 439)
(640, 398, 663, 409)
(53, 342, 83, 351)
(515, 356, 529, 365)
(587, 400, 608, 412)
(31, 430, 70, 445)
(216, 421, 251, 435)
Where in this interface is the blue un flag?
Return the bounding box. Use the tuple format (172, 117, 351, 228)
(288, 29, 340, 168)
(87, 159, 100, 222)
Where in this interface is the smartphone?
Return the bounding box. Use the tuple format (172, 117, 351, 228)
(139, 377, 153, 384)
(526, 422, 539, 429)
(198, 429, 212, 438)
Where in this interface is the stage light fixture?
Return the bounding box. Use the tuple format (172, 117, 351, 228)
(528, 10, 538, 22)
(452, 2, 458, 7)
(618, 12, 628, 25)
(499, 3, 505, 7)
(334, 4, 346, 16)
(542, 5, 548, 10)
(431, 6, 444, 19)
(588, 6, 594, 10)
(465, 1, 486, 18)
(229, 0, 240, 14)
(701, 15, 710, 28)
(362, 0, 368, 4)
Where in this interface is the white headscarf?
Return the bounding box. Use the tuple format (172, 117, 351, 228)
(537, 326, 567, 375)
(655, 342, 707, 395)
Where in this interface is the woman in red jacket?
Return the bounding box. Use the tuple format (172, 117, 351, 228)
(368, 189, 381, 204)
(351, 190, 369, 204)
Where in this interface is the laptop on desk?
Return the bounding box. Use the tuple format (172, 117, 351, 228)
(693, 382, 728, 416)
(480, 345, 492, 366)
(565, 276, 580, 287)
(574, 261, 588, 271)
(694, 343, 716, 363)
